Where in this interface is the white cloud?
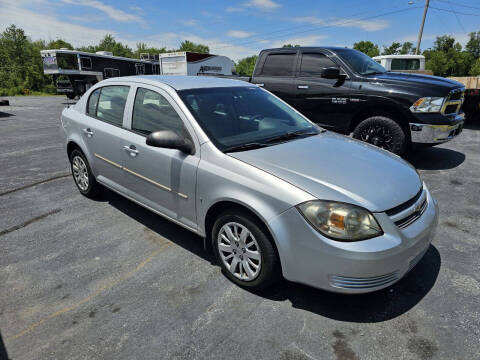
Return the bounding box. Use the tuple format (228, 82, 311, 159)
(244, 0, 281, 11)
(225, 6, 244, 12)
(182, 19, 197, 26)
(268, 34, 328, 48)
(61, 0, 143, 22)
(0, 1, 129, 47)
(292, 16, 389, 32)
(227, 30, 255, 38)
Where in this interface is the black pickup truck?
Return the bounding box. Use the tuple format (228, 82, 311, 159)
(244, 47, 465, 155)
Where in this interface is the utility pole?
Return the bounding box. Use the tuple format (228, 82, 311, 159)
(415, 0, 430, 54)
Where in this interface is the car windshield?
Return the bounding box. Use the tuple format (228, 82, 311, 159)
(335, 48, 387, 76)
(178, 86, 321, 151)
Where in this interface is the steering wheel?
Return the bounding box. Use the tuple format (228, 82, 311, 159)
(250, 114, 265, 122)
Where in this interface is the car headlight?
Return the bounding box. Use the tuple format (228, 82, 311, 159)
(409, 97, 445, 113)
(297, 200, 383, 241)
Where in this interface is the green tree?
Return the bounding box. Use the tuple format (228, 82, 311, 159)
(235, 55, 257, 76)
(424, 50, 448, 76)
(47, 39, 74, 50)
(178, 40, 209, 53)
(134, 42, 167, 58)
(382, 42, 401, 55)
(433, 35, 456, 53)
(466, 31, 480, 59)
(400, 41, 414, 55)
(0, 24, 52, 94)
(353, 41, 380, 57)
(96, 34, 133, 57)
(470, 58, 480, 76)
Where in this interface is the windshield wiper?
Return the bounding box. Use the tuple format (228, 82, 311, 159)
(264, 129, 319, 144)
(363, 71, 384, 75)
(223, 142, 269, 153)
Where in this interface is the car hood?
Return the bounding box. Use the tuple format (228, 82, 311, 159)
(369, 72, 464, 96)
(229, 132, 422, 212)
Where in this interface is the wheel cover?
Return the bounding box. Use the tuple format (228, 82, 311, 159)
(217, 222, 262, 281)
(360, 125, 394, 151)
(72, 156, 89, 191)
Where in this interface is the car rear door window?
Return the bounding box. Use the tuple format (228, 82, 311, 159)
(87, 88, 100, 116)
(299, 53, 337, 76)
(132, 87, 185, 135)
(261, 53, 296, 76)
(96, 86, 130, 126)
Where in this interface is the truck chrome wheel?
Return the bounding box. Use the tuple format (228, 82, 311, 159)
(360, 125, 393, 151)
(72, 155, 89, 191)
(217, 222, 262, 281)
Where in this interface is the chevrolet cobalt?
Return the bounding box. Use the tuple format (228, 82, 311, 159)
(61, 76, 438, 293)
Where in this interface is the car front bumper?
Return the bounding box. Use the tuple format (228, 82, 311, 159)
(410, 113, 464, 144)
(268, 185, 438, 294)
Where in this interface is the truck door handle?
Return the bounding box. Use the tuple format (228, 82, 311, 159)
(123, 145, 139, 157)
(297, 85, 309, 89)
(82, 128, 93, 138)
(256, 83, 264, 87)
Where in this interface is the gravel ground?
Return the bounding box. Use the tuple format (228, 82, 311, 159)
(0, 96, 479, 360)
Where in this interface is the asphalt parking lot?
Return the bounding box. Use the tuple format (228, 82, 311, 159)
(1, 96, 479, 360)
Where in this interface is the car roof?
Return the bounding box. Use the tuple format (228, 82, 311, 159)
(260, 46, 353, 53)
(105, 75, 252, 90)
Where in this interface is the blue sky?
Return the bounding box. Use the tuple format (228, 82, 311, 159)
(1, 0, 480, 60)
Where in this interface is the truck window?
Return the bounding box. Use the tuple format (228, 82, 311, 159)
(80, 56, 92, 70)
(261, 53, 296, 76)
(299, 53, 337, 76)
(57, 53, 78, 70)
(391, 59, 420, 71)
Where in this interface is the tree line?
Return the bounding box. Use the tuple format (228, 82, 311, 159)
(235, 33, 480, 77)
(0, 25, 210, 96)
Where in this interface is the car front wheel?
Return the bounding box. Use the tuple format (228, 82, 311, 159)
(212, 211, 280, 290)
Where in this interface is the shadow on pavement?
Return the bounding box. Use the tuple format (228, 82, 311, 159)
(463, 121, 480, 130)
(0, 330, 10, 360)
(406, 147, 465, 170)
(99, 188, 440, 323)
(0, 111, 14, 118)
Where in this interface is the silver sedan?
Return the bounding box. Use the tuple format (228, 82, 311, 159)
(61, 75, 438, 293)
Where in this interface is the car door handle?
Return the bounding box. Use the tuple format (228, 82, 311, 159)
(297, 85, 309, 89)
(82, 128, 93, 138)
(123, 145, 139, 157)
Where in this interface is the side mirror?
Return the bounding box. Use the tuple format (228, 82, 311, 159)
(321, 67, 341, 79)
(146, 130, 194, 155)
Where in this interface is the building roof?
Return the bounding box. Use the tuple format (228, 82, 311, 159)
(107, 75, 252, 90)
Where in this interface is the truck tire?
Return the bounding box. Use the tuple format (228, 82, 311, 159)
(66, 93, 76, 100)
(353, 116, 406, 155)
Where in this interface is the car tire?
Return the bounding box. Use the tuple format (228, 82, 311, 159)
(66, 93, 76, 100)
(353, 116, 407, 155)
(212, 210, 281, 290)
(69, 149, 101, 198)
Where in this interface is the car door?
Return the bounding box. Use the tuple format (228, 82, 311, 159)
(292, 52, 353, 131)
(251, 50, 298, 107)
(81, 85, 130, 190)
(120, 85, 200, 231)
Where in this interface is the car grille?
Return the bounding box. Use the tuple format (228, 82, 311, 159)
(441, 88, 464, 115)
(386, 187, 427, 229)
(329, 271, 399, 289)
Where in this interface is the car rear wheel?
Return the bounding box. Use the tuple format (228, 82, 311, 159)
(353, 116, 407, 155)
(70, 149, 100, 198)
(212, 211, 280, 290)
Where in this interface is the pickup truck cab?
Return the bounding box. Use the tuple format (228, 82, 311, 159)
(250, 47, 465, 155)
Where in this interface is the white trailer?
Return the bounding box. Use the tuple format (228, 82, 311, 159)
(159, 52, 235, 76)
(372, 55, 431, 74)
